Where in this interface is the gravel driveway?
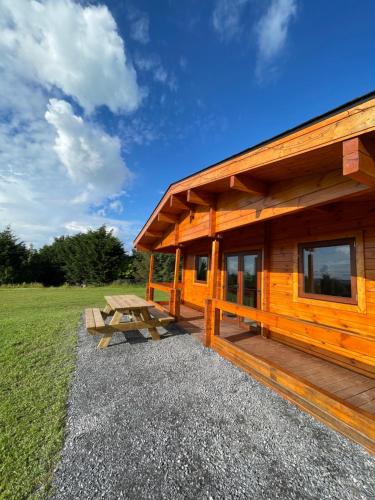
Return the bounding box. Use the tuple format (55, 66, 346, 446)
(52, 321, 375, 500)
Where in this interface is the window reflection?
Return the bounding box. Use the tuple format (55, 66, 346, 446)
(196, 255, 208, 282)
(301, 241, 354, 299)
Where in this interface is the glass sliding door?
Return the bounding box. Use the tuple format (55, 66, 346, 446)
(225, 255, 239, 303)
(224, 251, 262, 329)
(243, 254, 259, 308)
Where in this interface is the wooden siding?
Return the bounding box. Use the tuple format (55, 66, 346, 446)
(154, 168, 371, 249)
(180, 200, 375, 377)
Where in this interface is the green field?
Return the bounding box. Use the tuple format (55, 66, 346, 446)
(0, 285, 159, 499)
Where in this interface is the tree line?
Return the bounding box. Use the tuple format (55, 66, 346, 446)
(0, 226, 175, 286)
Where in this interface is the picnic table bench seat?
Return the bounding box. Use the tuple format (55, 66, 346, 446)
(85, 308, 106, 334)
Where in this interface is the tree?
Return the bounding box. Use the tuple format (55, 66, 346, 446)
(0, 226, 29, 284)
(48, 226, 127, 285)
(131, 251, 176, 283)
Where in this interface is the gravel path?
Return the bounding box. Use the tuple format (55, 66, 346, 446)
(52, 321, 375, 500)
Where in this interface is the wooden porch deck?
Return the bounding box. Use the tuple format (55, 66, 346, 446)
(176, 304, 375, 452)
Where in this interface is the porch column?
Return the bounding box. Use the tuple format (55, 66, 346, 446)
(169, 247, 181, 319)
(146, 253, 154, 302)
(262, 222, 271, 338)
(205, 238, 220, 347)
(173, 247, 181, 289)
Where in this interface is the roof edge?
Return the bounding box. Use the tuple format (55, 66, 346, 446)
(134, 89, 375, 247)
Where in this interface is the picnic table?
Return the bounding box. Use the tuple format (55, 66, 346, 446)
(85, 294, 174, 349)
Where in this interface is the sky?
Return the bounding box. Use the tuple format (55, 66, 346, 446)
(1, 0, 375, 250)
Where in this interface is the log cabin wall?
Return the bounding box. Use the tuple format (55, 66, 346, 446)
(266, 200, 375, 377)
(179, 200, 375, 377)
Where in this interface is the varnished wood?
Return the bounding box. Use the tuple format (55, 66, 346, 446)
(176, 304, 375, 452)
(146, 254, 155, 301)
(187, 189, 215, 207)
(230, 174, 267, 195)
(173, 247, 181, 289)
(170, 194, 190, 211)
(343, 136, 375, 187)
(158, 212, 179, 224)
(145, 230, 163, 238)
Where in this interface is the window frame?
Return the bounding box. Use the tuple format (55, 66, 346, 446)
(194, 254, 210, 284)
(298, 237, 357, 305)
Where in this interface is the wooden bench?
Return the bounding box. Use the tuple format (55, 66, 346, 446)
(85, 308, 115, 349)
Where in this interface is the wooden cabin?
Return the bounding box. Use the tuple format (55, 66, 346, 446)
(134, 92, 375, 453)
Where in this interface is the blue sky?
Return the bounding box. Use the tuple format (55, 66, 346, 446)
(1, 0, 375, 249)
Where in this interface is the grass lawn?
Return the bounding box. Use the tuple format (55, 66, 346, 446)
(0, 284, 167, 499)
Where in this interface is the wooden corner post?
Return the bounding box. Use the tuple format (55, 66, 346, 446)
(146, 253, 154, 301)
(169, 247, 181, 319)
(205, 238, 220, 347)
(173, 247, 181, 289)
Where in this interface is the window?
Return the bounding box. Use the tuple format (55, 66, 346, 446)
(195, 255, 209, 283)
(298, 238, 357, 304)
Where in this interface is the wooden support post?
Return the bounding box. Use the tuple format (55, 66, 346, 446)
(204, 238, 220, 346)
(262, 222, 271, 338)
(146, 253, 154, 301)
(209, 238, 220, 299)
(204, 299, 219, 347)
(169, 288, 181, 320)
(169, 247, 182, 319)
(174, 247, 181, 289)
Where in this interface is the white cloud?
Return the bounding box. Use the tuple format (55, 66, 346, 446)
(255, 0, 297, 79)
(0, 0, 143, 249)
(0, 0, 142, 114)
(45, 98, 131, 201)
(212, 0, 250, 40)
(0, 102, 139, 248)
(130, 13, 150, 45)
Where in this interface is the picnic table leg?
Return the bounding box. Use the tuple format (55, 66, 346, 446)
(101, 303, 114, 318)
(97, 310, 122, 349)
(140, 307, 161, 341)
(97, 333, 113, 349)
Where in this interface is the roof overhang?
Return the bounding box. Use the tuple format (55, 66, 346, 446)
(134, 91, 375, 251)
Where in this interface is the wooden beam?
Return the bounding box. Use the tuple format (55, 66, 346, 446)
(170, 194, 190, 211)
(157, 212, 179, 224)
(136, 244, 152, 252)
(145, 230, 163, 238)
(187, 189, 215, 207)
(230, 174, 268, 195)
(174, 222, 179, 246)
(343, 136, 375, 187)
(208, 206, 216, 237)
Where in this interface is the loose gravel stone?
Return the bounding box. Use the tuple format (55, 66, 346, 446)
(51, 321, 375, 499)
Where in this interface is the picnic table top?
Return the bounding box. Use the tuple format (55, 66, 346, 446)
(105, 294, 153, 310)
